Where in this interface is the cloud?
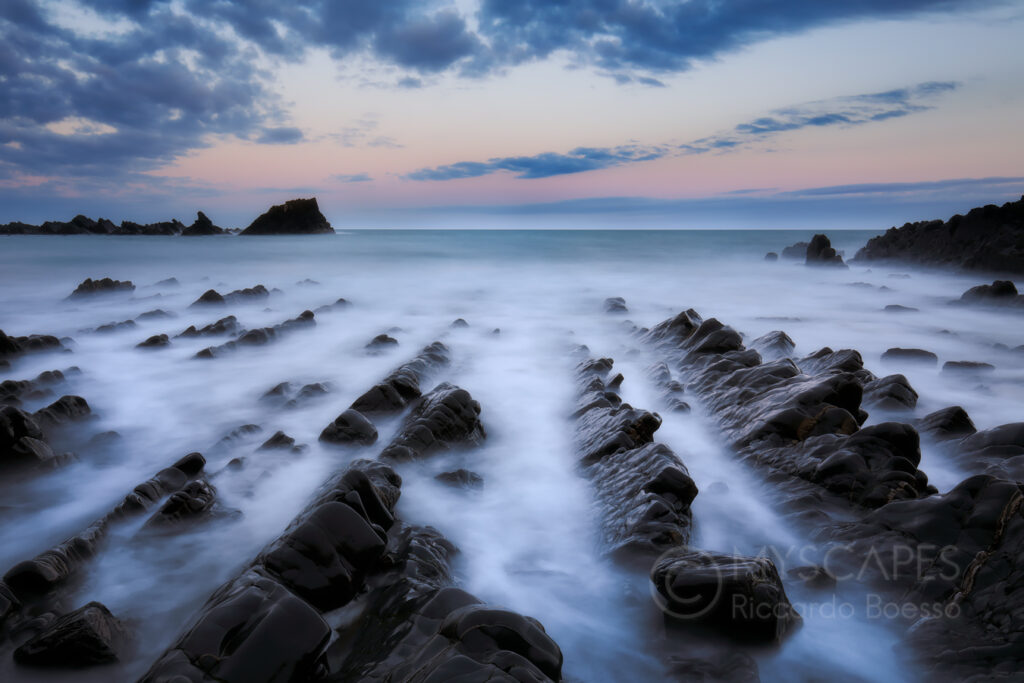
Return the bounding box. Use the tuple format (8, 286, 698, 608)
(334, 172, 373, 183)
(255, 126, 304, 144)
(405, 82, 958, 181)
(779, 176, 1024, 197)
(405, 144, 666, 181)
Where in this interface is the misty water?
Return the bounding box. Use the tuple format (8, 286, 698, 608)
(1, 230, 1021, 682)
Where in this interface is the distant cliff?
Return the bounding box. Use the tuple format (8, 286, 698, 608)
(239, 198, 333, 235)
(854, 195, 1024, 274)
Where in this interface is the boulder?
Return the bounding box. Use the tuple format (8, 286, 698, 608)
(190, 289, 226, 307)
(182, 211, 226, 236)
(881, 348, 938, 365)
(13, 601, 128, 667)
(651, 548, 801, 643)
(764, 252, 778, 261)
(177, 315, 240, 337)
(603, 297, 628, 313)
(379, 383, 485, 462)
(805, 234, 846, 267)
(365, 334, 398, 351)
(319, 409, 378, 446)
(435, 469, 484, 489)
(916, 406, 977, 442)
(942, 360, 995, 374)
(781, 241, 809, 259)
(136, 334, 170, 349)
(65, 277, 134, 299)
(240, 198, 334, 235)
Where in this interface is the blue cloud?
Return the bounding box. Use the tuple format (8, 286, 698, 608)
(334, 172, 373, 183)
(255, 126, 304, 144)
(405, 82, 957, 181)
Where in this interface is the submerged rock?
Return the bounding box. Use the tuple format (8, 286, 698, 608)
(604, 296, 628, 313)
(379, 383, 485, 462)
(319, 409, 378, 446)
(435, 469, 484, 489)
(881, 348, 938, 365)
(240, 197, 333, 235)
(349, 342, 450, 415)
(66, 278, 134, 299)
(136, 334, 170, 349)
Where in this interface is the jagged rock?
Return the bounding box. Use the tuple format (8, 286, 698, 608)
(258, 431, 298, 451)
(224, 284, 270, 303)
(154, 278, 180, 288)
(33, 395, 90, 429)
(881, 348, 938, 365)
(92, 320, 136, 334)
(66, 278, 134, 299)
(805, 234, 846, 267)
(182, 211, 226, 236)
(177, 315, 240, 337)
(449, 318, 469, 328)
(190, 289, 225, 307)
(144, 479, 217, 528)
(379, 383, 485, 462)
(13, 601, 128, 667)
(350, 342, 449, 415)
(854, 195, 1024, 273)
(137, 334, 170, 349)
(435, 469, 484, 489)
(136, 309, 175, 321)
(240, 197, 333, 235)
(750, 330, 795, 360)
(319, 409, 378, 446)
(651, 548, 801, 643)
(314, 297, 350, 314)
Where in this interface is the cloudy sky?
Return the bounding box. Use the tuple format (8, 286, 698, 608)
(2, 0, 1023, 228)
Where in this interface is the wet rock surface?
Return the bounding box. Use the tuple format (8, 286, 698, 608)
(195, 310, 315, 358)
(349, 341, 450, 415)
(13, 601, 128, 667)
(379, 383, 485, 462)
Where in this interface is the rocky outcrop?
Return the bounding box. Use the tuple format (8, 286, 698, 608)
(0, 329, 63, 360)
(379, 383, 485, 463)
(177, 315, 240, 338)
(182, 211, 226, 236)
(573, 355, 698, 556)
(957, 279, 1024, 307)
(240, 197, 333, 235)
(189, 285, 269, 308)
(0, 369, 68, 408)
(643, 310, 931, 509)
(319, 409, 378, 446)
(348, 342, 450, 415)
(13, 601, 128, 667)
(604, 296, 628, 313)
(781, 241, 809, 259)
(195, 311, 314, 359)
(66, 277, 134, 299)
(0, 404, 75, 472)
(854, 195, 1024, 274)
(805, 234, 846, 267)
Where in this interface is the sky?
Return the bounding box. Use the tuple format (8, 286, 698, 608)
(1, 0, 1023, 229)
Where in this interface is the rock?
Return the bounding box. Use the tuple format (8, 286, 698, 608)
(314, 297, 350, 314)
(143, 479, 217, 528)
(764, 252, 778, 261)
(651, 548, 801, 643)
(916, 406, 977, 441)
(350, 342, 450, 415)
(786, 565, 836, 589)
(240, 197, 333, 235)
(854, 195, 1024, 274)
(319, 409, 378, 446)
(136, 309, 175, 321)
(258, 431, 298, 451)
(224, 284, 270, 303)
(957, 279, 1024, 307)
(66, 277, 134, 299)
(136, 334, 170, 349)
(365, 334, 398, 351)
(379, 383, 485, 462)
(0, 330, 65, 361)
(604, 297, 628, 313)
(182, 211, 226, 236)
(881, 348, 938, 365)
(13, 601, 128, 667)
(296, 278, 320, 287)
(33, 395, 91, 429)
(884, 304, 919, 313)
(177, 315, 240, 337)
(435, 469, 484, 489)
(190, 289, 225, 307)
(863, 374, 918, 411)
(942, 360, 995, 374)
(805, 234, 846, 267)
(956, 423, 1024, 461)
(781, 241, 808, 259)
(92, 320, 136, 334)
(449, 318, 469, 328)
(154, 277, 180, 288)
(750, 331, 795, 360)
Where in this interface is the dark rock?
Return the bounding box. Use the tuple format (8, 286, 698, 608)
(314, 297, 350, 314)
(960, 279, 1019, 302)
(177, 315, 240, 337)
(881, 348, 938, 364)
(956, 423, 1024, 461)
(379, 383, 485, 462)
(92, 320, 136, 334)
(787, 565, 836, 589)
(863, 374, 918, 411)
(365, 334, 398, 351)
(604, 297, 628, 313)
(182, 211, 226, 236)
(805, 234, 846, 267)
(651, 548, 801, 643)
(66, 277, 134, 299)
(781, 241, 809, 259)
(764, 251, 778, 261)
(260, 381, 293, 402)
(33, 395, 91, 429)
(296, 278, 320, 287)
(942, 360, 995, 374)
(854, 195, 1024, 274)
(13, 601, 128, 667)
(189, 289, 225, 307)
(224, 284, 270, 303)
(136, 334, 170, 349)
(435, 469, 484, 489)
(750, 330, 795, 360)
(258, 431, 297, 451)
(916, 406, 977, 441)
(350, 342, 450, 415)
(449, 318, 469, 328)
(135, 309, 175, 321)
(319, 409, 378, 446)
(884, 304, 919, 313)
(154, 277, 179, 288)
(143, 479, 216, 528)
(240, 197, 333, 235)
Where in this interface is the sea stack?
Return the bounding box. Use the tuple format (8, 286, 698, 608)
(240, 198, 333, 235)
